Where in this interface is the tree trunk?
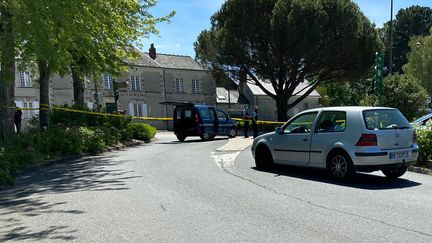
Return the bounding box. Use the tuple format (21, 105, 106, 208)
(38, 60, 51, 130)
(71, 66, 85, 107)
(0, 5, 16, 141)
(276, 99, 289, 122)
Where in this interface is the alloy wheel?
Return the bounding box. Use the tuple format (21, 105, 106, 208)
(330, 155, 348, 178)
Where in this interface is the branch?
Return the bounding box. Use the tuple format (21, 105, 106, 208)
(242, 64, 277, 100)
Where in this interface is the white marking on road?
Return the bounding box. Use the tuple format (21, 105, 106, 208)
(212, 151, 241, 170)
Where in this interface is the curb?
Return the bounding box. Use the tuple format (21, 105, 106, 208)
(408, 166, 432, 175)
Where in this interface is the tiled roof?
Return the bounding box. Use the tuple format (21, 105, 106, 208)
(246, 78, 321, 98)
(216, 87, 240, 104)
(131, 48, 204, 70)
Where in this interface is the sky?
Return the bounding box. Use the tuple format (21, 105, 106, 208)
(141, 0, 432, 57)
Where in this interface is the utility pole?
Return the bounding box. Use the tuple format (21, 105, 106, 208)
(389, 0, 394, 75)
(375, 52, 385, 106)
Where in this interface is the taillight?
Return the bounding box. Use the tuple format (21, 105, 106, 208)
(356, 134, 378, 146)
(195, 113, 199, 123)
(413, 131, 417, 144)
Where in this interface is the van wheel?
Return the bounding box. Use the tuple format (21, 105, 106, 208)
(200, 133, 211, 141)
(328, 152, 355, 180)
(382, 166, 407, 179)
(176, 135, 186, 142)
(228, 127, 237, 138)
(255, 145, 273, 170)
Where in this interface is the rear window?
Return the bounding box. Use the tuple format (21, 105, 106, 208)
(363, 109, 409, 130)
(176, 108, 193, 120)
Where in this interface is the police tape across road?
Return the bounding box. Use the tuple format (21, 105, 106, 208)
(1, 104, 286, 125)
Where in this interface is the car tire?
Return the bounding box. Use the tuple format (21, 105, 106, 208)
(382, 166, 407, 179)
(255, 145, 273, 170)
(200, 133, 211, 141)
(328, 152, 355, 180)
(228, 127, 237, 138)
(176, 135, 186, 142)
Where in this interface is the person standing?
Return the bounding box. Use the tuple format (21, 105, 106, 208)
(14, 107, 23, 134)
(252, 106, 259, 138)
(242, 105, 250, 138)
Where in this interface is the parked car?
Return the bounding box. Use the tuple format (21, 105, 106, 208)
(161, 102, 237, 141)
(411, 112, 432, 128)
(251, 107, 418, 180)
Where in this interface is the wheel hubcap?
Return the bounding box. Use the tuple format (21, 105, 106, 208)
(331, 155, 348, 178)
(229, 129, 236, 136)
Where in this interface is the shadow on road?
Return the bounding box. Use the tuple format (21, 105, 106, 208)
(0, 155, 140, 241)
(253, 165, 421, 190)
(155, 137, 228, 145)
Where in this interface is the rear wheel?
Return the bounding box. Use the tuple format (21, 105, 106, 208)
(176, 135, 186, 142)
(200, 133, 211, 141)
(382, 166, 407, 179)
(228, 127, 237, 138)
(255, 145, 273, 170)
(328, 152, 355, 180)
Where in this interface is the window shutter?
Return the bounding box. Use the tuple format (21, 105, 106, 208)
(142, 103, 148, 117)
(33, 101, 39, 115)
(128, 102, 134, 116)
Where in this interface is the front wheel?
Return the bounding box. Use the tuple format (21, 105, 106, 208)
(228, 127, 237, 138)
(200, 133, 211, 141)
(255, 145, 273, 170)
(382, 166, 407, 179)
(328, 153, 355, 180)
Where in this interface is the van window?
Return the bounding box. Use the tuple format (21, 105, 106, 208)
(198, 107, 215, 121)
(176, 108, 193, 120)
(363, 109, 410, 130)
(315, 111, 346, 133)
(216, 110, 227, 121)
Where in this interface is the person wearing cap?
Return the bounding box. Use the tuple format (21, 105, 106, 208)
(252, 106, 259, 138)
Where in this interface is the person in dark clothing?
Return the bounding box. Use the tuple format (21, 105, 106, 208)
(14, 107, 23, 134)
(242, 105, 250, 138)
(252, 106, 259, 138)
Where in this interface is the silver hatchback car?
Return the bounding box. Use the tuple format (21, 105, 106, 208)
(251, 107, 418, 180)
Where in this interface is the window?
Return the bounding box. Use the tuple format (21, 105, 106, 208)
(103, 74, 113, 90)
(19, 71, 32, 87)
(130, 75, 141, 91)
(198, 107, 215, 121)
(133, 104, 143, 117)
(216, 110, 228, 121)
(192, 79, 200, 94)
(363, 109, 409, 130)
(283, 112, 318, 134)
(129, 102, 148, 117)
(315, 111, 346, 133)
(175, 78, 184, 93)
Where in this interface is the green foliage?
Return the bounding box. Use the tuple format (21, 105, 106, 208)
(127, 123, 157, 141)
(416, 128, 432, 164)
(404, 33, 432, 96)
(382, 74, 428, 120)
(195, 0, 379, 121)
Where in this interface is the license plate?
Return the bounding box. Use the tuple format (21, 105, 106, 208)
(389, 151, 409, 160)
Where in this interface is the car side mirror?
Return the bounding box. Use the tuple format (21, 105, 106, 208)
(275, 127, 282, 134)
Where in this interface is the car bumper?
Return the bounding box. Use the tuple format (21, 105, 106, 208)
(351, 146, 418, 171)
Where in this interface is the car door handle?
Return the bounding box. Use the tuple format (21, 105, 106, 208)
(303, 138, 308, 141)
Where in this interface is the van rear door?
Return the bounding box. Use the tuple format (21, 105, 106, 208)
(174, 106, 197, 134)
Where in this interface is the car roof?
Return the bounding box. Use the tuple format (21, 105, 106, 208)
(303, 106, 397, 113)
(412, 112, 432, 124)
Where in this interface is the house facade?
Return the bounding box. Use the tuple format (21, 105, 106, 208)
(13, 45, 216, 130)
(238, 79, 321, 121)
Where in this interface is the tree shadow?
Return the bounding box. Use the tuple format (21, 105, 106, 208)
(155, 137, 228, 145)
(253, 164, 422, 190)
(0, 155, 141, 241)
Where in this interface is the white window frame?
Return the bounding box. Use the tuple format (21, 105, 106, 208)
(175, 78, 184, 93)
(19, 71, 32, 87)
(103, 74, 113, 90)
(192, 79, 200, 94)
(23, 102, 34, 118)
(130, 75, 141, 91)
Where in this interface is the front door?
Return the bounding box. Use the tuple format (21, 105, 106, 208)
(216, 109, 230, 135)
(272, 112, 318, 165)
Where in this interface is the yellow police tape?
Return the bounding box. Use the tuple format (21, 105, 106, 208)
(2, 104, 285, 124)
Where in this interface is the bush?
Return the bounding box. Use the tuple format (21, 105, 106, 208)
(79, 127, 106, 154)
(416, 128, 432, 164)
(126, 123, 157, 141)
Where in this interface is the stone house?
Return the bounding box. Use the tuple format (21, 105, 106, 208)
(13, 45, 216, 130)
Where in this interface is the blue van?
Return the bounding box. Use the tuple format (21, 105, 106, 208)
(161, 102, 237, 141)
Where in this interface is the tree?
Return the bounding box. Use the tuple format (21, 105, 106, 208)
(380, 6, 432, 74)
(318, 78, 374, 107)
(404, 31, 432, 95)
(195, 0, 379, 121)
(382, 74, 428, 120)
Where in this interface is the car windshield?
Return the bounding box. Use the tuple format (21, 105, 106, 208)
(412, 113, 432, 124)
(363, 109, 410, 130)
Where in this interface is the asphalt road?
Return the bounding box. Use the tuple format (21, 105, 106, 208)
(1, 132, 432, 242)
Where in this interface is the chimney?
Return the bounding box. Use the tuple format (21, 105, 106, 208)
(149, 43, 156, 60)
